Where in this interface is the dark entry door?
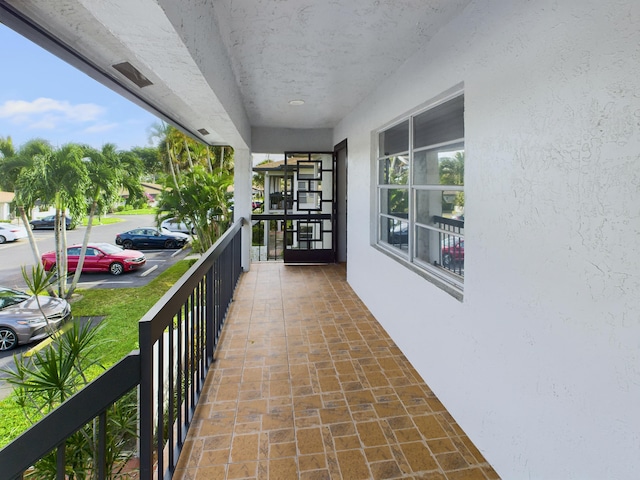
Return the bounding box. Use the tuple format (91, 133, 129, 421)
(283, 152, 336, 263)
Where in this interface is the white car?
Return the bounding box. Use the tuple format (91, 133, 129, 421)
(0, 224, 28, 244)
(160, 218, 196, 235)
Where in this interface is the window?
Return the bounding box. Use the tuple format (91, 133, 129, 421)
(376, 93, 465, 292)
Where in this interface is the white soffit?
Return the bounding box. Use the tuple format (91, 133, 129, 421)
(1, 0, 471, 145)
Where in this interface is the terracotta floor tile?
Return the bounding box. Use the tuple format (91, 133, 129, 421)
(356, 421, 387, 447)
(400, 442, 439, 472)
(296, 427, 325, 455)
(227, 461, 257, 479)
(298, 453, 327, 471)
(369, 460, 403, 479)
(176, 264, 498, 480)
(268, 456, 298, 479)
(231, 434, 260, 463)
(336, 449, 371, 479)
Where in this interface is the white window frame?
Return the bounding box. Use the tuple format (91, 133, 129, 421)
(374, 88, 465, 298)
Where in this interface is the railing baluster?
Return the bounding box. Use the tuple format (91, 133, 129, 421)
(98, 411, 107, 480)
(168, 317, 175, 473)
(56, 443, 65, 480)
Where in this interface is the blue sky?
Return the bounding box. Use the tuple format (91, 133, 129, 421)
(0, 23, 160, 151)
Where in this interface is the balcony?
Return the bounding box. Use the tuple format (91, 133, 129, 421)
(173, 261, 498, 479)
(1, 221, 498, 479)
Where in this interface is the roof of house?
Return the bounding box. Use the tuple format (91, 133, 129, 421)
(0, 191, 15, 203)
(253, 159, 304, 172)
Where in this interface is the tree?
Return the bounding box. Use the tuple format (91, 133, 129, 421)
(16, 143, 89, 298)
(156, 165, 233, 252)
(150, 123, 235, 252)
(439, 151, 464, 186)
(439, 151, 464, 209)
(66, 144, 145, 298)
(1, 139, 55, 279)
(131, 146, 163, 181)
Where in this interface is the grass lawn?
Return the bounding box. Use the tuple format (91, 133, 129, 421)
(0, 259, 194, 448)
(115, 207, 157, 215)
(80, 216, 123, 226)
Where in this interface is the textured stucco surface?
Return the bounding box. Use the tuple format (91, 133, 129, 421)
(335, 0, 640, 478)
(3, 0, 640, 477)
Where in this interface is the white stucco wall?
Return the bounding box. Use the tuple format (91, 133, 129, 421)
(334, 1, 640, 478)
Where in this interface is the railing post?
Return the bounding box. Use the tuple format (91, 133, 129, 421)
(138, 321, 153, 480)
(206, 268, 214, 364)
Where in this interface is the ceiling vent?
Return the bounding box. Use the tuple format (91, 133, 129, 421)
(112, 62, 153, 88)
(197, 128, 210, 135)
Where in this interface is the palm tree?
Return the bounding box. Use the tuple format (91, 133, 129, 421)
(439, 151, 464, 186)
(16, 143, 89, 298)
(66, 144, 145, 298)
(156, 165, 233, 252)
(2, 139, 53, 270)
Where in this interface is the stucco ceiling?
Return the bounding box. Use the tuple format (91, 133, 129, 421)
(0, 0, 471, 148)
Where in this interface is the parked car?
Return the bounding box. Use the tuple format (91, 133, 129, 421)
(388, 223, 408, 245)
(30, 215, 75, 230)
(442, 239, 464, 267)
(160, 218, 196, 235)
(0, 287, 72, 351)
(0, 223, 28, 244)
(41, 243, 146, 276)
(115, 227, 189, 249)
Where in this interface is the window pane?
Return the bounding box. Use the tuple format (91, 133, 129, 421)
(298, 161, 320, 180)
(310, 153, 333, 170)
(415, 189, 465, 225)
(379, 120, 409, 156)
(415, 227, 464, 274)
(379, 156, 409, 185)
(380, 188, 409, 217)
(414, 95, 464, 149)
(381, 217, 409, 252)
(414, 145, 464, 185)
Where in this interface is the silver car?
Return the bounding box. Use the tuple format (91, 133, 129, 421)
(0, 287, 72, 351)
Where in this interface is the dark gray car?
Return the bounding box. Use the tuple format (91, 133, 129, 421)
(0, 288, 72, 351)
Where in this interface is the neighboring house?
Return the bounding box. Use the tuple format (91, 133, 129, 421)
(119, 182, 164, 207)
(0, 191, 14, 221)
(2, 2, 638, 478)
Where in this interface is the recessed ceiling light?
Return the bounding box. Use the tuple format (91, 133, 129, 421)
(288, 99, 305, 106)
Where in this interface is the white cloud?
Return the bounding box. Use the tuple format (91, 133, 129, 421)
(0, 97, 106, 129)
(83, 122, 118, 134)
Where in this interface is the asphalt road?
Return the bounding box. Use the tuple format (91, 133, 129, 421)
(0, 214, 192, 290)
(0, 213, 194, 400)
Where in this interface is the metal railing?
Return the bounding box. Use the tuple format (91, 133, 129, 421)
(250, 214, 286, 261)
(0, 219, 244, 480)
(434, 215, 464, 277)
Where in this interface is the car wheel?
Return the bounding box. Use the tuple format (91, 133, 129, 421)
(122, 240, 133, 249)
(109, 263, 124, 276)
(0, 327, 18, 351)
(0, 235, 5, 244)
(164, 239, 175, 249)
(442, 253, 453, 267)
(30, 223, 37, 230)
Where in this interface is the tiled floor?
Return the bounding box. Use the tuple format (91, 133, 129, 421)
(174, 263, 499, 480)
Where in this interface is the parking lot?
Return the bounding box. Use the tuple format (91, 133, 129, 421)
(0, 214, 195, 400)
(0, 214, 192, 290)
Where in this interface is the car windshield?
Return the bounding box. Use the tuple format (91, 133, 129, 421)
(95, 243, 123, 254)
(0, 288, 30, 309)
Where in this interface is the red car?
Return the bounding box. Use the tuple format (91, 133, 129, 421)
(41, 243, 146, 276)
(441, 239, 464, 267)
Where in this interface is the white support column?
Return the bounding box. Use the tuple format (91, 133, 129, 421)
(233, 147, 252, 271)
